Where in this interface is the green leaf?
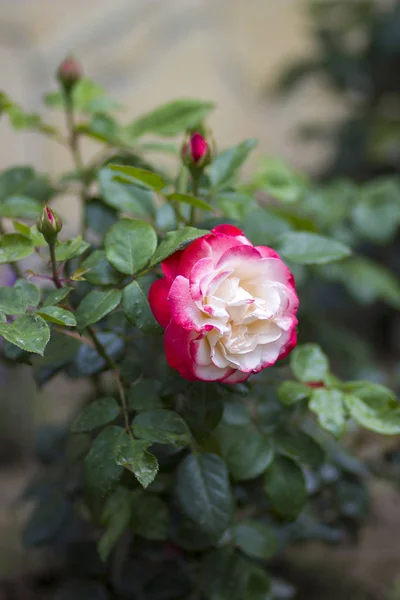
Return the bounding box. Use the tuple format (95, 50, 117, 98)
(254, 158, 307, 203)
(208, 138, 257, 190)
(0, 286, 28, 314)
(0, 233, 34, 263)
(29, 225, 47, 247)
(342, 380, 398, 408)
(168, 192, 214, 212)
(0, 166, 52, 202)
(345, 393, 400, 435)
(264, 455, 306, 520)
(55, 236, 90, 262)
(215, 192, 257, 221)
(127, 99, 215, 138)
(72, 78, 121, 114)
(84, 425, 124, 496)
(122, 276, 160, 333)
(343, 383, 400, 435)
(98, 168, 153, 216)
(199, 549, 241, 600)
(277, 232, 351, 264)
(200, 548, 270, 600)
(105, 219, 157, 275)
(182, 383, 224, 441)
(222, 397, 251, 426)
(76, 289, 121, 331)
(176, 453, 232, 536)
(243, 205, 292, 246)
(78, 113, 121, 145)
(109, 164, 167, 191)
(82, 250, 120, 286)
(42, 286, 72, 307)
(14, 279, 40, 307)
(244, 567, 272, 600)
(309, 388, 347, 437)
(0, 195, 41, 218)
(98, 486, 132, 562)
(150, 226, 209, 267)
(216, 423, 274, 481)
(127, 378, 163, 410)
(276, 380, 311, 406)
(71, 397, 120, 433)
(352, 179, 400, 244)
(138, 140, 179, 155)
(173, 517, 216, 551)
(37, 306, 77, 327)
(114, 435, 159, 488)
(12, 220, 31, 236)
(85, 201, 117, 237)
(234, 520, 277, 560)
(38, 331, 80, 370)
(76, 332, 123, 376)
(274, 427, 324, 467)
(0, 314, 50, 355)
(321, 258, 400, 310)
(290, 343, 329, 383)
(130, 490, 169, 540)
(132, 409, 191, 446)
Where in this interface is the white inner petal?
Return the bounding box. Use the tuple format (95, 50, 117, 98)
(193, 259, 293, 373)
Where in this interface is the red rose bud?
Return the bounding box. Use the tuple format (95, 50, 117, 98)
(182, 131, 211, 169)
(57, 55, 82, 92)
(37, 206, 62, 243)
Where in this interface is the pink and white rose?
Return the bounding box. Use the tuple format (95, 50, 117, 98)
(148, 225, 298, 384)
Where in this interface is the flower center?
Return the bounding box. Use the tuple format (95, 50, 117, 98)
(199, 272, 280, 370)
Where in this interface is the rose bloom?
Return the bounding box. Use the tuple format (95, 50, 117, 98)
(149, 225, 298, 384)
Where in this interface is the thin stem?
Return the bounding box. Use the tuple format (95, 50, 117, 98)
(63, 92, 89, 238)
(189, 175, 200, 225)
(49, 243, 62, 288)
(86, 326, 133, 439)
(64, 94, 84, 173)
(48, 243, 132, 436)
(54, 326, 95, 348)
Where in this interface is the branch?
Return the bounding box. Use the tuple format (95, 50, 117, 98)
(86, 326, 132, 439)
(63, 93, 90, 237)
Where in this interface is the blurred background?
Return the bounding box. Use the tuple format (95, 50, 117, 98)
(0, 0, 400, 598)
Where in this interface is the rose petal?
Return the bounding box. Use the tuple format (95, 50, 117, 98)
(162, 249, 185, 281)
(212, 224, 252, 245)
(148, 278, 172, 327)
(164, 322, 197, 380)
(168, 275, 227, 333)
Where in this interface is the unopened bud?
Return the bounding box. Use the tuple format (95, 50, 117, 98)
(181, 131, 213, 171)
(57, 55, 82, 92)
(37, 206, 62, 243)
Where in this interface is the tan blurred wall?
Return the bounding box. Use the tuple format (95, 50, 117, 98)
(0, 0, 345, 178)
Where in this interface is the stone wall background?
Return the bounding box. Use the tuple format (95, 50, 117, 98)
(0, 0, 346, 179)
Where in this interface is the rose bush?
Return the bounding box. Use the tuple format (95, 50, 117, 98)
(149, 224, 298, 383)
(0, 58, 399, 599)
